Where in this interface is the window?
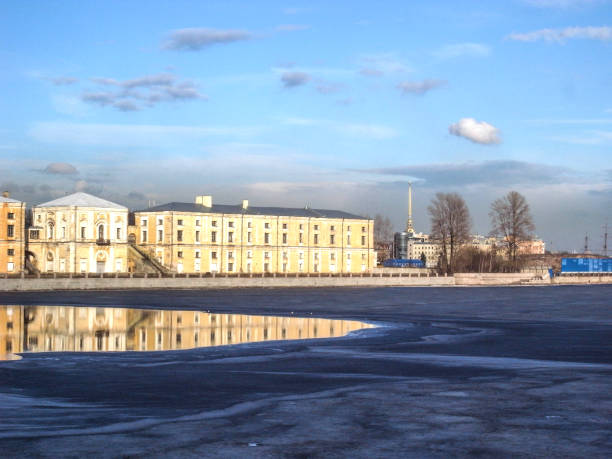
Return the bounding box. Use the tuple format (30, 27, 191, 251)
(314, 234, 319, 244)
(299, 233, 303, 244)
(314, 253, 319, 260)
(30, 229, 40, 240)
(247, 221, 252, 228)
(60, 227, 65, 238)
(195, 230, 200, 242)
(228, 221, 234, 228)
(362, 253, 367, 260)
(211, 251, 217, 259)
(177, 219, 183, 226)
(299, 252, 304, 260)
(264, 233, 270, 244)
(264, 251, 270, 259)
(282, 233, 287, 244)
(347, 225, 351, 232)
(347, 235, 351, 245)
(299, 223, 303, 230)
(117, 228, 121, 239)
(7, 248, 14, 256)
(7, 212, 14, 219)
(7, 225, 14, 238)
(247, 250, 253, 259)
(228, 262, 234, 272)
(195, 219, 201, 226)
(347, 253, 351, 260)
(195, 250, 200, 258)
(314, 224, 319, 230)
(361, 235, 366, 245)
(7, 262, 14, 272)
(177, 251, 183, 258)
(80, 227, 86, 239)
(157, 218, 163, 226)
(247, 232, 252, 243)
(282, 223, 287, 229)
(362, 226, 366, 232)
(141, 218, 147, 226)
(228, 251, 234, 259)
(98, 225, 104, 240)
(330, 225, 335, 231)
(142, 230, 147, 242)
(331, 253, 336, 261)
(158, 229, 163, 242)
(228, 232, 233, 243)
(177, 230, 183, 242)
(264, 262, 269, 272)
(212, 220, 217, 227)
(211, 231, 217, 243)
(283, 251, 288, 259)
(330, 235, 335, 244)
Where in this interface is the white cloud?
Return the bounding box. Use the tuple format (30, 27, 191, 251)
(397, 79, 446, 95)
(433, 43, 491, 59)
(507, 26, 612, 43)
(280, 71, 311, 88)
(82, 73, 206, 111)
(43, 162, 78, 175)
(163, 28, 252, 51)
(449, 118, 501, 145)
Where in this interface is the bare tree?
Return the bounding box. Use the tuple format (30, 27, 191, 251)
(428, 193, 471, 274)
(373, 214, 394, 263)
(489, 191, 535, 269)
(374, 214, 393, 245)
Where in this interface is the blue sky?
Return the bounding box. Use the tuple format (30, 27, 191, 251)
(1, 0, 611, 251)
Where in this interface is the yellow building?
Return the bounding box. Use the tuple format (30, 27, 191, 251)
(0, 192, 26, 274)
(133, 195, 376, 274)
(27, 192, 129, 273)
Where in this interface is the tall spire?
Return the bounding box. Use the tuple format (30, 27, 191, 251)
(406, 182, 414, 234)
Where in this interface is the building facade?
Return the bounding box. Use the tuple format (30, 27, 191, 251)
(133, 195, 375, 274)
(27, 192, 129, 274)
(0, 193, 26, 274)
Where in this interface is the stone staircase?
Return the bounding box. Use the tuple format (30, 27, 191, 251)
(128, 244, 172, 275)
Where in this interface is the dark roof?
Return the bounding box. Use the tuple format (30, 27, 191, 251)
(136, 202, 369, 220)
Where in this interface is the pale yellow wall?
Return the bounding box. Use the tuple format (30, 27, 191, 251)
(134, 210, 375, 274)
(0, 201, 26, 274)
(28, 206, 129, 273)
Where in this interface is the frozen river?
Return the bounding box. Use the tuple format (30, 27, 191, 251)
(0, 286, 611, 457)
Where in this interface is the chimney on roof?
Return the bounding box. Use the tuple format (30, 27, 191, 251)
(242, 199, 249, 210)
(2, 191, 9, 198)
(195, 195, 212, 207)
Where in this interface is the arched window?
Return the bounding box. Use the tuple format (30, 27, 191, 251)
(98, 225, 105, 240)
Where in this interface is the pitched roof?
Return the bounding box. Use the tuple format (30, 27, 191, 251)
(37, 192, 127, 210)
(137, 202, 369, 220)
(0, 196, 22, 204)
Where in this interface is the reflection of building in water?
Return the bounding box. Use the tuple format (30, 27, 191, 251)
(0, 306, 372, 358)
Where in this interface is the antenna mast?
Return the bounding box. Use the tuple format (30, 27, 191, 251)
(604, 221, 609, 257)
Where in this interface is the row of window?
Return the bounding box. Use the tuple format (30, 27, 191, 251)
(144, 217, 367, 233)
(29, 225, 123, 241)
(172, 250, 367, 260)
(144, 229, 368, 246)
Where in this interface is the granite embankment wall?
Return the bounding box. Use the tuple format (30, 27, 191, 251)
(0, 273, 609, 291)
(0, 273, 454, 291)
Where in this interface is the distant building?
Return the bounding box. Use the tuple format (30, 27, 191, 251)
(0, 192, 26, 274)
(133, 195, 376, 274)
(27, 192, 129, 273)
